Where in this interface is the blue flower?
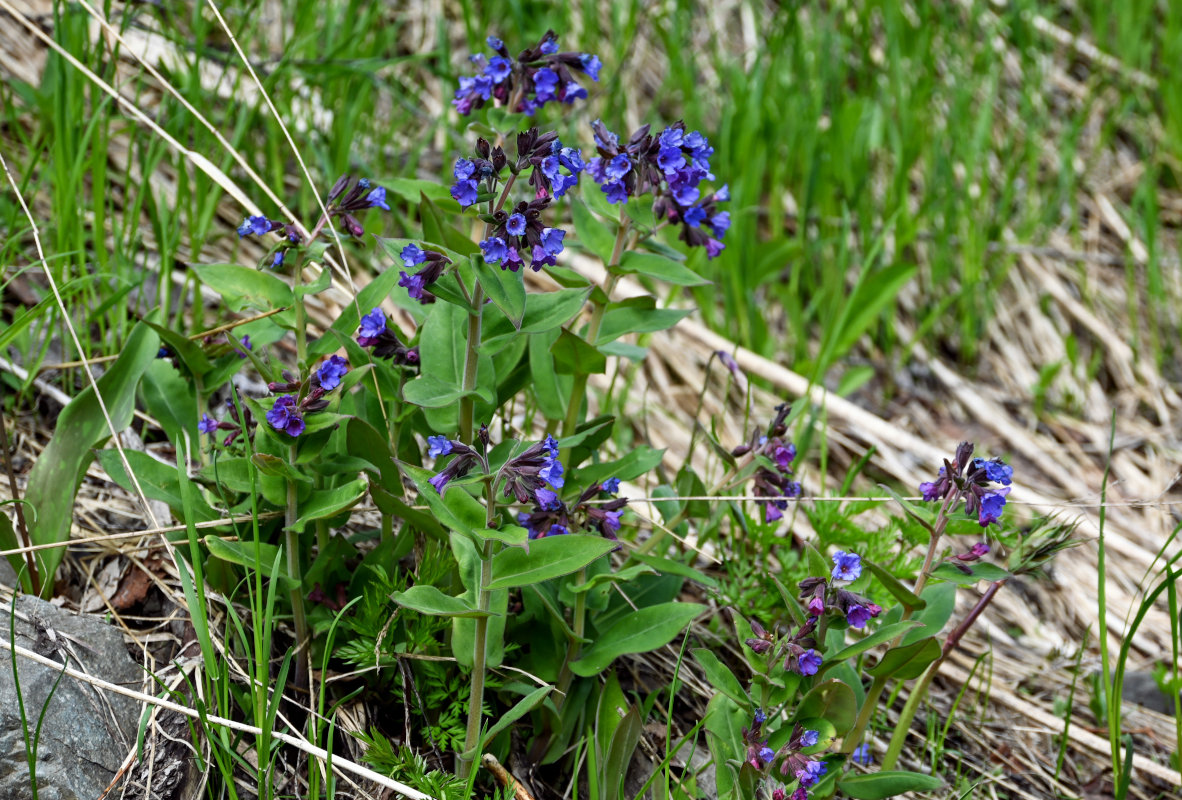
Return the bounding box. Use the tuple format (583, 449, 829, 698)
(535, 487, 561, 510)
(714, 184, 730, 202)
(451, 179, 479, 208)
(540, 434, 564, 488)
(486, 36, 503, 50)
(851, 744, 873, 765)
(454, 158, 476, 180)
(271, 251, 285, 269)
(401, 243, 426, 267)
(546, 523, 569, 537)
(683, 205, 707, 228)
(796, 649, 822, 676)
(602, 477, 620, 494)
(427, 435, 453, 458)
(198, 414, 218, 435)
(358, 308, 387, 341)
(237, 215, 273, 237)
(795, 760, 827, 788)
(485, 56, 512, 83)
(602, 181, 629, 204)
(399, 271, 426, 301)
(561, 82, 587, 103)
(658, 127, 684, 148)
(800, 729, 819, 748)
(974, 457, 1013, 485)
(266, 395, 305, 437)
(753, 709, 768, 725)
(540, 227, 565, 256)
(658, 145, 686, 173)
(580, 54, 602, 80)
(758, 746, 776, 764)
(539, 37, 558, 55)
(670, 180, 700, 207)
(481, 236, 509, 264)
(429, 472, 450, 493)
(978, 487, 1010, 526)
(606, 154, 632, 181)
(534, 68, 559, 102)
(317, 355, 348, 390)
(846, 604, 873, 629)
(235, 334, 252, 359)
(705, 238, 725, 259)
(365, 186, 390, 211)
(831, 551, 863, 581)
(708, 211, 730, 238)
(506, 213, 526, 236)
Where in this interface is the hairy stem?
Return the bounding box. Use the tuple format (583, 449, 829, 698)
(552, 567, 588, 711)
(285, 444, 309, 693)
(880, 579, 1007, 769)
(459, 480, 499, 780)
(459, 283, 486, 445)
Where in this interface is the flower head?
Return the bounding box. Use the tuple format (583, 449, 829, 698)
(851, 744, 873, 765)
(266, 395, 305, 437)
(800, 729, 819, 749)
(427, 435, 453, 458)
(198, 414, 218, 435)
(316, 355, 348, 391)
(237, 215, 277, 237)
(831, 551, 862, 582)
(453, 31, 601, 116)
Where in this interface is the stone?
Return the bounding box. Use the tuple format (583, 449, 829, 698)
(0, 594, 142, 800)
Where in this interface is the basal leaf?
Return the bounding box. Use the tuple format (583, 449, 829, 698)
(571, 601, 704, 675)
(488, 535, 618, 590)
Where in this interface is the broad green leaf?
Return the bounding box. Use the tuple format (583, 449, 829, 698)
(205, 538, 293, 586)
(571, 199, 617, 264)
(595, 297, 693, 344)
(836, 263, 916, 354)
(837, 771, 942, 799)
(793, 680, 857, 735)
(627, 552, 717, 588)
(618, 251, 709, 286)
(866, 561, 925, 611)
(402, 464, 480, 536)
(692, 649, 748, 707)
(384, 178, 454, 205)
(824, 621, 922, 664)
(901, 582, 957, 645)
(520, 288, 591, 334)
(472, 258, 525, 326)
(930, 561, 1012, 585)
(451, 532, 508, 668)
(603, 706, 642, 800)
(473, 524, 529, 548)
(879, 483, 935, 531)
(293, 265, 332, 298)
(528, 330, 569, 420)
(488, 535, 617, 590)
(575, 446, 665, 484)
(704, 694, 744, 798)
(389, 585, 492, 618)
(793, 717, 838, 754)
(867, 636, 942, 680)
(140, 360, 197, 442)
(250, 453, 311, 483)
(571, 602, 705, 675)
(97, 449, 220, 522)
(142, 321, 214, 377)
(290, 479, 367, 533)
(569, 564, 657, 593)
(401, 375, 468, 408)
(550, 329, 606, 375)
(193, 264, 293, 313)
(23, 322, 158, 595)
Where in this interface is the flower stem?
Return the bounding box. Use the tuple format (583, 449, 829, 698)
(459, 282, 486, 446)
(552, 567, 588, 711)
(880, 579, 1007, 769)
(459, 480, 499, 780)
(285, 444, 309, 693)
(559, 217, 631, 451)
(842, 490, 958, 752)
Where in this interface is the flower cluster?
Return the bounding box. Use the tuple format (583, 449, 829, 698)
(325, 175, 391, 238)
(263, 358, 349, 438)
(733, 404, 803, 523)
(918, 442, 1013, 527)
(501, 434, 565, 506)
(398, 244, 451, 304)
(480, 200, 566, 271)
(453, 32, 601, 116)
(745, 715, 827, 799)
(356, 308, 420, 366)
(426, 437, 482, 493)
(198, 398, 255, 447)
(798, 552, 883, 629)
(516, 478, 627, 541)
(585, 120, 730, 257)
(745, 616, 823, 677)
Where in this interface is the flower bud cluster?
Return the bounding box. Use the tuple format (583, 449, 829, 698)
(918, 442, 1014, 527)
(356, 308, 420, 366)
(585, 120, 730, 258)
(516, 478, 627, 541)
(426, 436, 482, 493)
(743, 713, 827, 799)
(397, 244, 452, 304)
(453, 32, 601, 116)
(501, 434, 565, 505)
(734, 404, 802, 523)
(263, 358, 349, 438)
(199, 397, 255, 447)
(797, 552, 883, 629)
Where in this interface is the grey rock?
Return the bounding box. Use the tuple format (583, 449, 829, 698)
(1122, 670, 1182, 716)
(0, 595, 142, 800)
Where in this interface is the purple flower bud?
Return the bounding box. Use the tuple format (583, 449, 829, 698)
(754, 709, 767, 726)
(705, 237, 725, 259)
(807, 596, 825, 616)
(831, 551, 862, 581)
(708, 211, 731, 238)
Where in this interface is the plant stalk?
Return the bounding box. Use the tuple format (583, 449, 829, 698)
(552, 567, 588, 711)
(0, 409, 39, 595)
(459, 283, 486, 446)
(459, 479, 499, 780)
(285, 444, 309, 693)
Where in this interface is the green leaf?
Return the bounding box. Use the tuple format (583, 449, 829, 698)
(569, 564, 657, 593)
(902, 582, 957, 645)
(793, 680, 857, 735)
(97, 449, 220, 522)
(520, 288, 592, 334)
(402, 464, 485, 539)
(384, 178, 454, 205)
(693, 649, 748, 707)
(603, 706, 643, 800)
(571, 199, 617, 264)
(571, 602, 704, 676)
(836, 263, 916, 354)
(824, 621, 923, 665)
(389, 585, 493, 618)
(595, 297, 693, 345)
(290, 479, 367, 533)
(867, 636, 942, 680)
(473, 525, 529, 548)
(293, 265, 332, 298)
(192, 264, 293, 313)
(142, 321, 214, 377)
(618, 251, 709, 286)
(866, 561, 925, 611)
(528, 330, 569, 420)
(703, 694, 744, 798)
(837, 771, 942, 799)
(401, 375, 468, 408)
(469, 685, 552, 756)
(472, 258, 525, 326)
(550, 329, 606, 375)
(792, 717, 837, 754)
(23, 322, 158, 595)
(206, 538, 293, 586)
(879, 484, 935, 532)
(627, 552, 717, 588)
(930, 562, 1012, 585)
(488, 535, 617, 590)
(575, 446, 665, 484)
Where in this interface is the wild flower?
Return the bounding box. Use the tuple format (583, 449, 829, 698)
(198, 414, 218, 435)
(356, 308, 420, 366)
(918, 442, 1014, 527)
(324, 175, 391, 238)
(237, 214, 281, 237)
(426, 438, 480, 493)
(266, 395, 305, 437)
(851, 743, 873, 765)
(398, 243, 451, 304)
(316, 355, 348, 390)
(830, 550, 862, 581)
(453, 31, 601, 116)
(734, 404, 802, 522)
(235, 335, 252, 359)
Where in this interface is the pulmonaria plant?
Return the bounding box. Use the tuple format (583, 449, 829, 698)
(586, 119, 730, 257)
(453, 31, 601, 116)
(918, 441, 1013, 526)
(262, 357, 349, 438)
